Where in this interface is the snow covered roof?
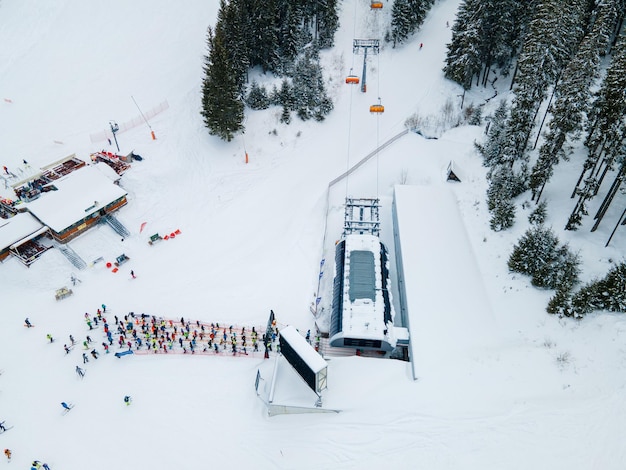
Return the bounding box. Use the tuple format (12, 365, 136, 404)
(340, 234, 391, 340)
(92, 161, 122, 182)
(0, 212, 44, 250)
(393, 185, 496, 378)
(24, 165, 128, 233)
(280, 325, 327, 373)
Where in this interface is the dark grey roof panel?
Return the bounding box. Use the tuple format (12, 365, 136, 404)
(348, 250, 376, 302)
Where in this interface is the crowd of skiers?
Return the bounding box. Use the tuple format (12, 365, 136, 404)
(105, 312, 276, 357)
(55, 305, 284, 388)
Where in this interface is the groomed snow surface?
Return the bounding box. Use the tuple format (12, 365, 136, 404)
(1, 0, 625, 469)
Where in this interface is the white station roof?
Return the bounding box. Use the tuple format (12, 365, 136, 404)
(340, 234, 390, 340)
(25, 165, 127, 233)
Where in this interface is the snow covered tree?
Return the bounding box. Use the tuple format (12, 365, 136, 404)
(275, 78, 294, 124)
(534, 244, 580, 290)
(475, 100, 509, 167)
(276, 1, 307, 67)
(569, 262, 626, 317)
(596, 0, 626, 55)
(508, 226, 580, 289)
(390, 0, 415, 47)
(219, 0, 250, 95)
(530, 0, 618, 203)
(444, 0, 535, 89)
(509, 226, 559, 277)
(489, 197, 516, 231)
(479, 100, 526, 231)
(314, 0, 339, 49)
(246, 81, 270, 110)
(506, 0, 588, 166)
(444, 8, 482, 89)
(390, 0, 434, 47)
(486, 164, 523, 231)
(528, 199, 547, 225)
(201, 26, 245, 142)
(546, 287, 572, 316)
(463, 102, 483, 126)
(567, 34, 626, 230)
(246, 0, 281, 72)
(291, 48, 333, 121)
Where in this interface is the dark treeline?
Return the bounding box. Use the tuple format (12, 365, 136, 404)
(448, 0, 625, 315)
(202, 0, 339, 141)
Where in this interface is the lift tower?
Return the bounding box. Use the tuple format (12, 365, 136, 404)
(353, 39, 379, 93)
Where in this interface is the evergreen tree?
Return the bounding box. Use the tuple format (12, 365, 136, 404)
(276, 78, 294, 124)
(509, 226, 559, 277)
(546, 287, 572, 316)
(475, 100, 509, 167)
(220, 0, 250, 94)
(486, 164, 523, 231)
(529, 0, 617, 203)
(508, 226, 580, 289)
(237, 0, 281, 73)
(390, 0, 414, 47)
(315, 0, 339, 49)
(246, 81, 270, 110)
(569, 262, 626, 317)
(464, 102, 483, 126)
(390, 0, 435, 47)
(507, 0, 587, 163)
(276, 0, 306, 66)
(444, 0, 536, 89)
(596, 0, 626, 55)
(489, 197, 516, 231)
(444, 4, 482, 89)
(292, 48, 333, 121)
(567, 34, 626, 230)
(528, 199, 547, 225)
(201, 26, 245, 142)
(534, 244, 580, 290)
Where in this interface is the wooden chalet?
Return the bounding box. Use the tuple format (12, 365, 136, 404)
(24, 164, 128, 242)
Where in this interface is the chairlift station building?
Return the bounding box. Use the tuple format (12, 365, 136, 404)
(329, 198, 397, 352)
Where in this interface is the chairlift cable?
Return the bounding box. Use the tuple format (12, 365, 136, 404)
(375, 27, 381, 200)
(345, 0, 360, 202)
(351, 0, 358, 70)
(345, 75, 355, 202)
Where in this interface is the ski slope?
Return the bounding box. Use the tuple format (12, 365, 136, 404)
(0, 0, 625, 469)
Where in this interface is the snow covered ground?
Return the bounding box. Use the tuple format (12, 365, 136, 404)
(1, 0, 625, 469)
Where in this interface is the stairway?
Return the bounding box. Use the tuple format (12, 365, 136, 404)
(54, 242, 87, 270)
(101, 214, 130, 238)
